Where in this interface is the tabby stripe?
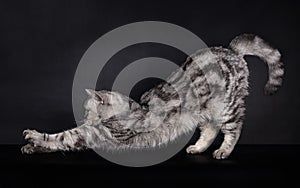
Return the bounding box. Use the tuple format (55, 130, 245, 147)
(199, 88, 210, 97)
(182, 57, 193, 71)
(200, 96, 212, 109)
(190, 69, 204, 82)
(224, 101, 244, 119)
(222, 59, 236, 76)
(224, 112, 245, 124)
(60, 132, 65, 142)
(226, 76, 247, 111)
(226, 86, 243, 110)
(220, 63, 231, 91)
(74, 136, 86, 148)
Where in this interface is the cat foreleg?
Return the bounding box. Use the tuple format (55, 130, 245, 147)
(186, 124, 219, 154)
(22, 127, 87, 154)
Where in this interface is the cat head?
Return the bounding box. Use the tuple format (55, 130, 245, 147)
(84, 89, 139, 122)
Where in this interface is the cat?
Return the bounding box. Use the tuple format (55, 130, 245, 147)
(21, 34, 284, 159)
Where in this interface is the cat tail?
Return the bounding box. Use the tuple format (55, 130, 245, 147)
(229, 34, 284, 95)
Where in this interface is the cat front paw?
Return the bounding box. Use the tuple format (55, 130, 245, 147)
(186, 145, 204, 154)
(23, 129, 44, 146)
(213, 149, 231, 159)
(21, 144, 52, 154)
(21, 144, 35, 154)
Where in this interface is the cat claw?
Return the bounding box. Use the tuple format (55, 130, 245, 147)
(24, 130, 33, 141)
(22, 129, 44, 147)
(23, 129, 40, 139)
(23, 129, 31, 137)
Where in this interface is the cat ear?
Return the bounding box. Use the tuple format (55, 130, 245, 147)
(85, 89, 96, 96)
(85, 89, 103, 102)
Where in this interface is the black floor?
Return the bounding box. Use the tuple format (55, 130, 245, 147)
(0, 145, 298, 188)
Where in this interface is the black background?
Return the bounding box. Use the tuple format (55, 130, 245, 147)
(0, 0, 299, 145)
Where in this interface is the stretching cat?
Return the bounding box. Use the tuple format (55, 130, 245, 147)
(21, 34, 284, 159)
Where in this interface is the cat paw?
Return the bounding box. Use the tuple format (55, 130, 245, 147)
(213, 149, 231, 159)
(23, 129, 43, 146)
(21, 144, 35, 154)
(23, 129, 39, 139)
(186, 145, 204, 154)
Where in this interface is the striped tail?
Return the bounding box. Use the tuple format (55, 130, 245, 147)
(229, 34, 284, 95)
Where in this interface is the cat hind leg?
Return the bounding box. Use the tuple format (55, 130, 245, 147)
(213, 120, 243, 159)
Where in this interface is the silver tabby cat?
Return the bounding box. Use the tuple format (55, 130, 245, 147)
(22, 34, 284, 159)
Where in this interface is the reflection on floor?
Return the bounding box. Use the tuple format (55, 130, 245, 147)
(0, 145, 298, 187)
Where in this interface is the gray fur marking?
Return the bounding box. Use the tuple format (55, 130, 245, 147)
(21, 34, 284, 160)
